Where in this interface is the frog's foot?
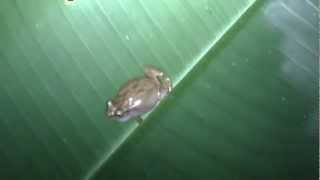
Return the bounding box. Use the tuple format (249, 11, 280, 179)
(136, 117, 144, 125)
(159, 77, 172, 99)
(144, 64, 164, 79)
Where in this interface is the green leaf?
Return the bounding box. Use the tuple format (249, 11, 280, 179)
(91, 1, 318, 179)
(0, 0, 317, 180)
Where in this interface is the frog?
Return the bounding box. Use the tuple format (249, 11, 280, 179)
(106, 64, 172, 124)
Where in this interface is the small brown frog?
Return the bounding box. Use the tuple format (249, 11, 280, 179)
(106, 65, 172, 123)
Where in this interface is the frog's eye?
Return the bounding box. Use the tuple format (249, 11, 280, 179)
(107, 101, 113, 107)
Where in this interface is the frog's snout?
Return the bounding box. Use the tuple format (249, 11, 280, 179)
(106, 100, 115, 117)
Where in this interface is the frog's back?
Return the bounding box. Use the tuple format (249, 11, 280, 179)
(113, 77, 158, 107)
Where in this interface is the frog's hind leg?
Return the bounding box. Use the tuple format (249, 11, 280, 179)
(159, 77, 172, 99)
(144, 64, 164, 79)
(144, 64, 172, 99)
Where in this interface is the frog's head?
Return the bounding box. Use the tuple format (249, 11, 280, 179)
(106, 100, 130, 122)
(106, 100, 120, 116)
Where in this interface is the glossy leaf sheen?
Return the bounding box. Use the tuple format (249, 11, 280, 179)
(0, 0, 317, 180)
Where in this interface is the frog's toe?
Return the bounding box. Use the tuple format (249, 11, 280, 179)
(136, 117, 144, 125)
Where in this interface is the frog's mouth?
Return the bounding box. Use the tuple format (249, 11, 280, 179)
(105, 111, 120, 119)
(107, 112, 130, 122)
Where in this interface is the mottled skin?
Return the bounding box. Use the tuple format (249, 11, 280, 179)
(106, 65, 172, 123)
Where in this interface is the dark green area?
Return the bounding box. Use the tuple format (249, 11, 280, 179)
(93, 1, 318, 180)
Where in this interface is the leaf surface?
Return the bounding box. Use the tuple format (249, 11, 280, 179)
(0, 0, 317, 180)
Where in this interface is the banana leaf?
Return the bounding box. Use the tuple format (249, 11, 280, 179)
(0, 0, 317, 179)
